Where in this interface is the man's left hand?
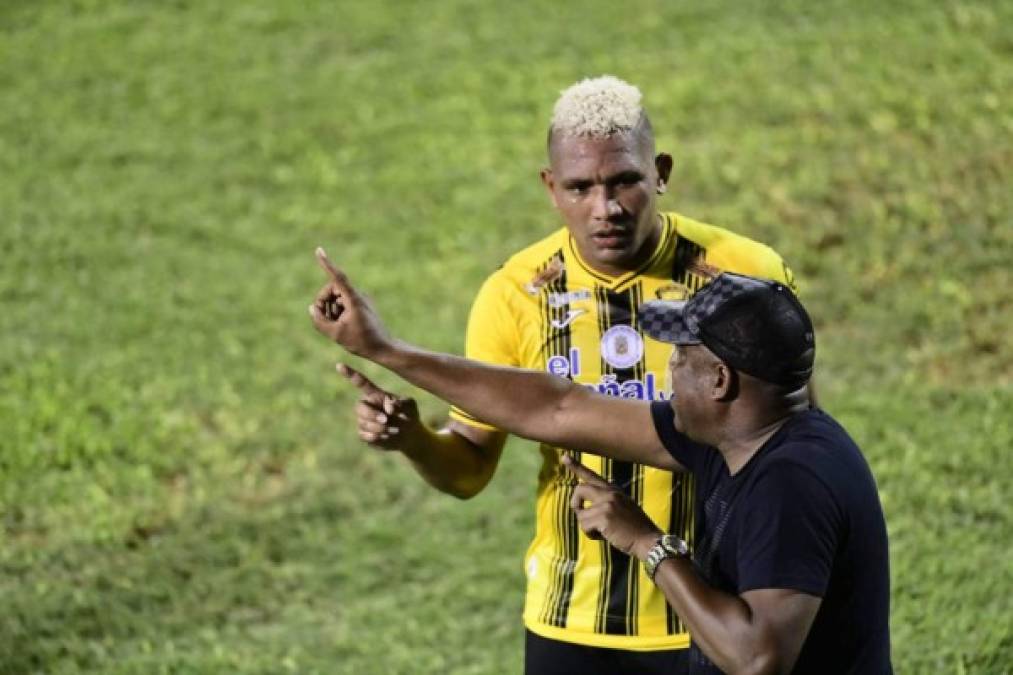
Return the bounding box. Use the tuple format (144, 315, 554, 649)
(309, 247, 392, 360)
(564, 455, 663, 559)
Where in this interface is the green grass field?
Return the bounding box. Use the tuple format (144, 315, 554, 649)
(1, 1, 1011, 672)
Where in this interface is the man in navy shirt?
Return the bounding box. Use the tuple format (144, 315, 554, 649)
(310, 250, 892, 674)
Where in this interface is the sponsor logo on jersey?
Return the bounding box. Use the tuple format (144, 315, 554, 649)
(654, 283, 692, 301)
(546, 348, 582, 377)
(586, 373, 670, 400)
(600, 325, 643, 370)
(550, 309, 585, 329)
(546, 348, 671, 400)
(547, 289, 592, 308)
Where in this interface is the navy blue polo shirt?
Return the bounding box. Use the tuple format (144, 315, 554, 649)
(651, 403, 892, 674)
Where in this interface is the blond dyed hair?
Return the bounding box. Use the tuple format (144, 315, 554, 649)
(550, 75, 645, 138)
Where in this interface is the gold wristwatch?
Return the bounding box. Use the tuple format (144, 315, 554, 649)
(644, 534, 690, 581)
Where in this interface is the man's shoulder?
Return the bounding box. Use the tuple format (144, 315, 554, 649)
(469, 228, 568, 304)
(500, 227, 570, 271)
(479, 228, 569, 288)
(667, 212, 790, 282)
(756, 411, 876, 499)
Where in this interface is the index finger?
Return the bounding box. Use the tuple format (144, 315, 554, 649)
(337, 363, 386, 404)
(315, 247, 353, 293)
(561, 455, 611, 488)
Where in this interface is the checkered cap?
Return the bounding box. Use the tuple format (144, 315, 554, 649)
(638, 300, 702, 345)
(638, 272, 815, 387)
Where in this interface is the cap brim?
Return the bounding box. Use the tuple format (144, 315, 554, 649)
(637, 300, 702, 345)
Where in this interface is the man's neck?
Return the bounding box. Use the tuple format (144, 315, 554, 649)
(714, 387, 811, 474)
(717, 415, 794, 475)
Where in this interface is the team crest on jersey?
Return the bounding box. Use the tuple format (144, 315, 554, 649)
(600, 325, 644, 369)
(654, 283, 692, 301)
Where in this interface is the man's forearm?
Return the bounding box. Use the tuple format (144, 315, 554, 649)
(367, 339, 677, 470)
(634, 543, 777, 675)
(396, 424, 501, 500)
(375, 339, 575, 446)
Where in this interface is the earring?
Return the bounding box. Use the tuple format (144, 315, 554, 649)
(657, 182, 667, 195)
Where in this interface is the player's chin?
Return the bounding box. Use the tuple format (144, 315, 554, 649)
(588, 245, 638, 268)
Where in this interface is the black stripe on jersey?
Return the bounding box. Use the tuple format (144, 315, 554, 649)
(672, 236, 705, 290)
(601, 285, 641, 636)
(539, 250, 581, 629)
(593, 286, 612, 634)
(666, 241, 710, 636)
(537, 253, 558, 627)
(665, 472, 696, 634)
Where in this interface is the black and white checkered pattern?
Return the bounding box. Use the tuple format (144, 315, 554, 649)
(638, 300, 700, 345)
(639, 273, 775, 345)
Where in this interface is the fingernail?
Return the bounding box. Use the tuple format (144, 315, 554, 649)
(376, 414, 386, 423)
(308, 305, 315, 316)
(316, 246, 324, 256)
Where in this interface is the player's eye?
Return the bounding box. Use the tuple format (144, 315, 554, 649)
(615, 172, 643, 187)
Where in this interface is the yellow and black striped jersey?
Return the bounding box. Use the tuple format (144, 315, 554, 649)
(449, 212, 797, 651)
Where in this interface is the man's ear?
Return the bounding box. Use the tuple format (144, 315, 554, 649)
(655, 153, 673, 193)
(540, 168, 560, 209)
(713, 361, 739, 401)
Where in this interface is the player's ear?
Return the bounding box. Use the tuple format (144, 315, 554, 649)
(540, 168, 560, 209)
(655, 153, 673, 192)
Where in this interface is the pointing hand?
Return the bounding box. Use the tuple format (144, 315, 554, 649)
(309, 247, 392, 359)
(563, 455, 662, 559)
(337, 363, 422, 451)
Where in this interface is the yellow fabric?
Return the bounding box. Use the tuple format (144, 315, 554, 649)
(450, 212, 796, 650)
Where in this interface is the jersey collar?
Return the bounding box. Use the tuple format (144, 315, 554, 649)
(566, 213, 674, 289)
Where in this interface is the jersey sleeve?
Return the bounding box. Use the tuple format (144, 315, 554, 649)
(735, 457, 841, 596)
(770, 255, 800, 295)
(749, 242, 800, 295)
(448, 271, 521, 431)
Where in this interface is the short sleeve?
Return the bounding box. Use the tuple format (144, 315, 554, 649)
(650, 401, 711, 473)
(448, 271, 520, 430)
(774, 258, 800, 295)
(736, 458, 841, 595)
(754, 244, 800, 296)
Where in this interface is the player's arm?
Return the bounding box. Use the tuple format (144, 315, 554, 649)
(339, 365, 506, 499)
(565, 458, 820, 675)
(309, 249, 680, 472)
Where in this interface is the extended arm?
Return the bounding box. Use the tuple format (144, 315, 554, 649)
(309, 248, 680, 471)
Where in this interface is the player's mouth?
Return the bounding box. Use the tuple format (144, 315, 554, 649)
(591, 228, 632, 250)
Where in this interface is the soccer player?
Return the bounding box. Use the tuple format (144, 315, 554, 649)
(308, 265, 892, 674)
(328, 76, 800, 674)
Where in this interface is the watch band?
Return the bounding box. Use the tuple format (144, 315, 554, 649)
(644, 534, 690, 581)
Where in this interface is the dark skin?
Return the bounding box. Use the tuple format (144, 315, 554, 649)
(310, 249, 819, 675)
(333, 121, 672, 499)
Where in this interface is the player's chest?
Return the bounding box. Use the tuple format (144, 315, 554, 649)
(514, 281, 679, 400)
